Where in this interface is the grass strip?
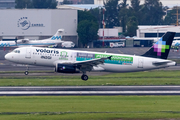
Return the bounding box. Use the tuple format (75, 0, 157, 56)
(0, 70, 180, 86)
(0, 96, 180, 120)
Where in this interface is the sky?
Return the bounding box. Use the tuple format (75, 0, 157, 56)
(143, 0, 180, 7)
(126, 0, 180, 8)
(94, 0, 180, 8)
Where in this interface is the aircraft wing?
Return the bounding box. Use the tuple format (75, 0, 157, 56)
(54, 56, 112, 72)
(73, 56, 112, 72)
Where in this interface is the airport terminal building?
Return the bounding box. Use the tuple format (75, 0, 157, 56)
(0, 9, 78, 45)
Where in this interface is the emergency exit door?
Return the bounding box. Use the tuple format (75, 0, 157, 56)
(138, 58, 143, 68)
(26, 48, 31, 58)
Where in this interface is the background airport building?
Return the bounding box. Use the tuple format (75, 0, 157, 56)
(0, 9, 78, 45)
(0, 0, 15, 9)
(137, 26, 180, 38)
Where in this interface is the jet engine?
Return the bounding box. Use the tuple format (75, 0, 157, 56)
(16, 39, 29, 44)
(55, 64, 78, 73)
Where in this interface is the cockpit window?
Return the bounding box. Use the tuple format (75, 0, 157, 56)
(13, 50, 20, 53)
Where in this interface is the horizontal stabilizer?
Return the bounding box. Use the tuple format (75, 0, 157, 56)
(152, 61, 172, 66)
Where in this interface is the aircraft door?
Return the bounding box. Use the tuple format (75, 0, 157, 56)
(71, 52, 77, 62)
(26, 48, 31, 58)
(138, 58, 143, 68)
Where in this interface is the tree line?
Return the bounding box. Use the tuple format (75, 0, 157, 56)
(99, 0, 178, 37)
(93, 0, 166, 37)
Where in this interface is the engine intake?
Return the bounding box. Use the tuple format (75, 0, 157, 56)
(55, 64, 78, 73)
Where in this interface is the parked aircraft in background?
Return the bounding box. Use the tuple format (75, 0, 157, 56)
(172, 40, 180, 47)
(0, 29, 65, 49)
(5, 32, 176, 81)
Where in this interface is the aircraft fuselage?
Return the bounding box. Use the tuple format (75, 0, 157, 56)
(5, 47, 176, 73)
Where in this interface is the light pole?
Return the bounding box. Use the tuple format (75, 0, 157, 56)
(102, 8, 105, 47)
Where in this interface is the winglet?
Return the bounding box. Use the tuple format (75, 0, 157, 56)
(107, 56, 112, 60)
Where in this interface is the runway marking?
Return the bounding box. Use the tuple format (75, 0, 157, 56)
(1, 91, 180, 95)
(0, 86, 180, 95)
(118, 50, 123, 54)
(0, 111, 169, 115)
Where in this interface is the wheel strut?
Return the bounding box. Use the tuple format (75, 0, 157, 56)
(24, 65, 29, 75)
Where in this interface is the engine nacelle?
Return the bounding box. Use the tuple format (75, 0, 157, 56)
(16, 39, 29, 44)
(55, 64, 78, 73)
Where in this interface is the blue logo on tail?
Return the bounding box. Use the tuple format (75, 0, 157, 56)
(51, 36, 62, 40)
(0, 43, 10, 47)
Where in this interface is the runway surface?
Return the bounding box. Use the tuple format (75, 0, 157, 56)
(1, 86, 180, 96)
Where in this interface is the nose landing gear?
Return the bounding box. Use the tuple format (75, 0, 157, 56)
(24, 71, 29, 75)
(24, 65, 29, 75)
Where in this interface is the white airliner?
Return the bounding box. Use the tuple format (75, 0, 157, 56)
(172, 40, 180, 47)
(5, 32, 176, 81)
(0, 29, 64, 48)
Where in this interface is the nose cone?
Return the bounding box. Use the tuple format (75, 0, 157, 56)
(5, 53, 10, 60)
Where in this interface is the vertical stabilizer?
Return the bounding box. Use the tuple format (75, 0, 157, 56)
(142, 32, 176, 59)
(51, 29, 64, 40)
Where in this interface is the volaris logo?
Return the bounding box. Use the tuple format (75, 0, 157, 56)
(153, 38, 169, 56)
(51, 36, 62, 40)
(36, 49, 59, 54)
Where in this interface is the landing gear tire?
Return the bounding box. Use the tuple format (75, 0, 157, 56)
(81, 75, 88, 81)
(24, 71, 29, 75)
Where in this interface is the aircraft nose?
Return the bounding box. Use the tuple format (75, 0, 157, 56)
(5, 53, 10, 60)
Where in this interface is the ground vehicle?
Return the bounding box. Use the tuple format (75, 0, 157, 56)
(110, 42, 125, 48)
(61, 41, 75, 48)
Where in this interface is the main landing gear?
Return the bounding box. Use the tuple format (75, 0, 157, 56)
(81, 72, 88, 81)
(81, 74, 88, 81)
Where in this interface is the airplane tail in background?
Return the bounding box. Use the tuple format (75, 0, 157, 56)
(142, 32, 176, 59)
(50, 29, 64, 40)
